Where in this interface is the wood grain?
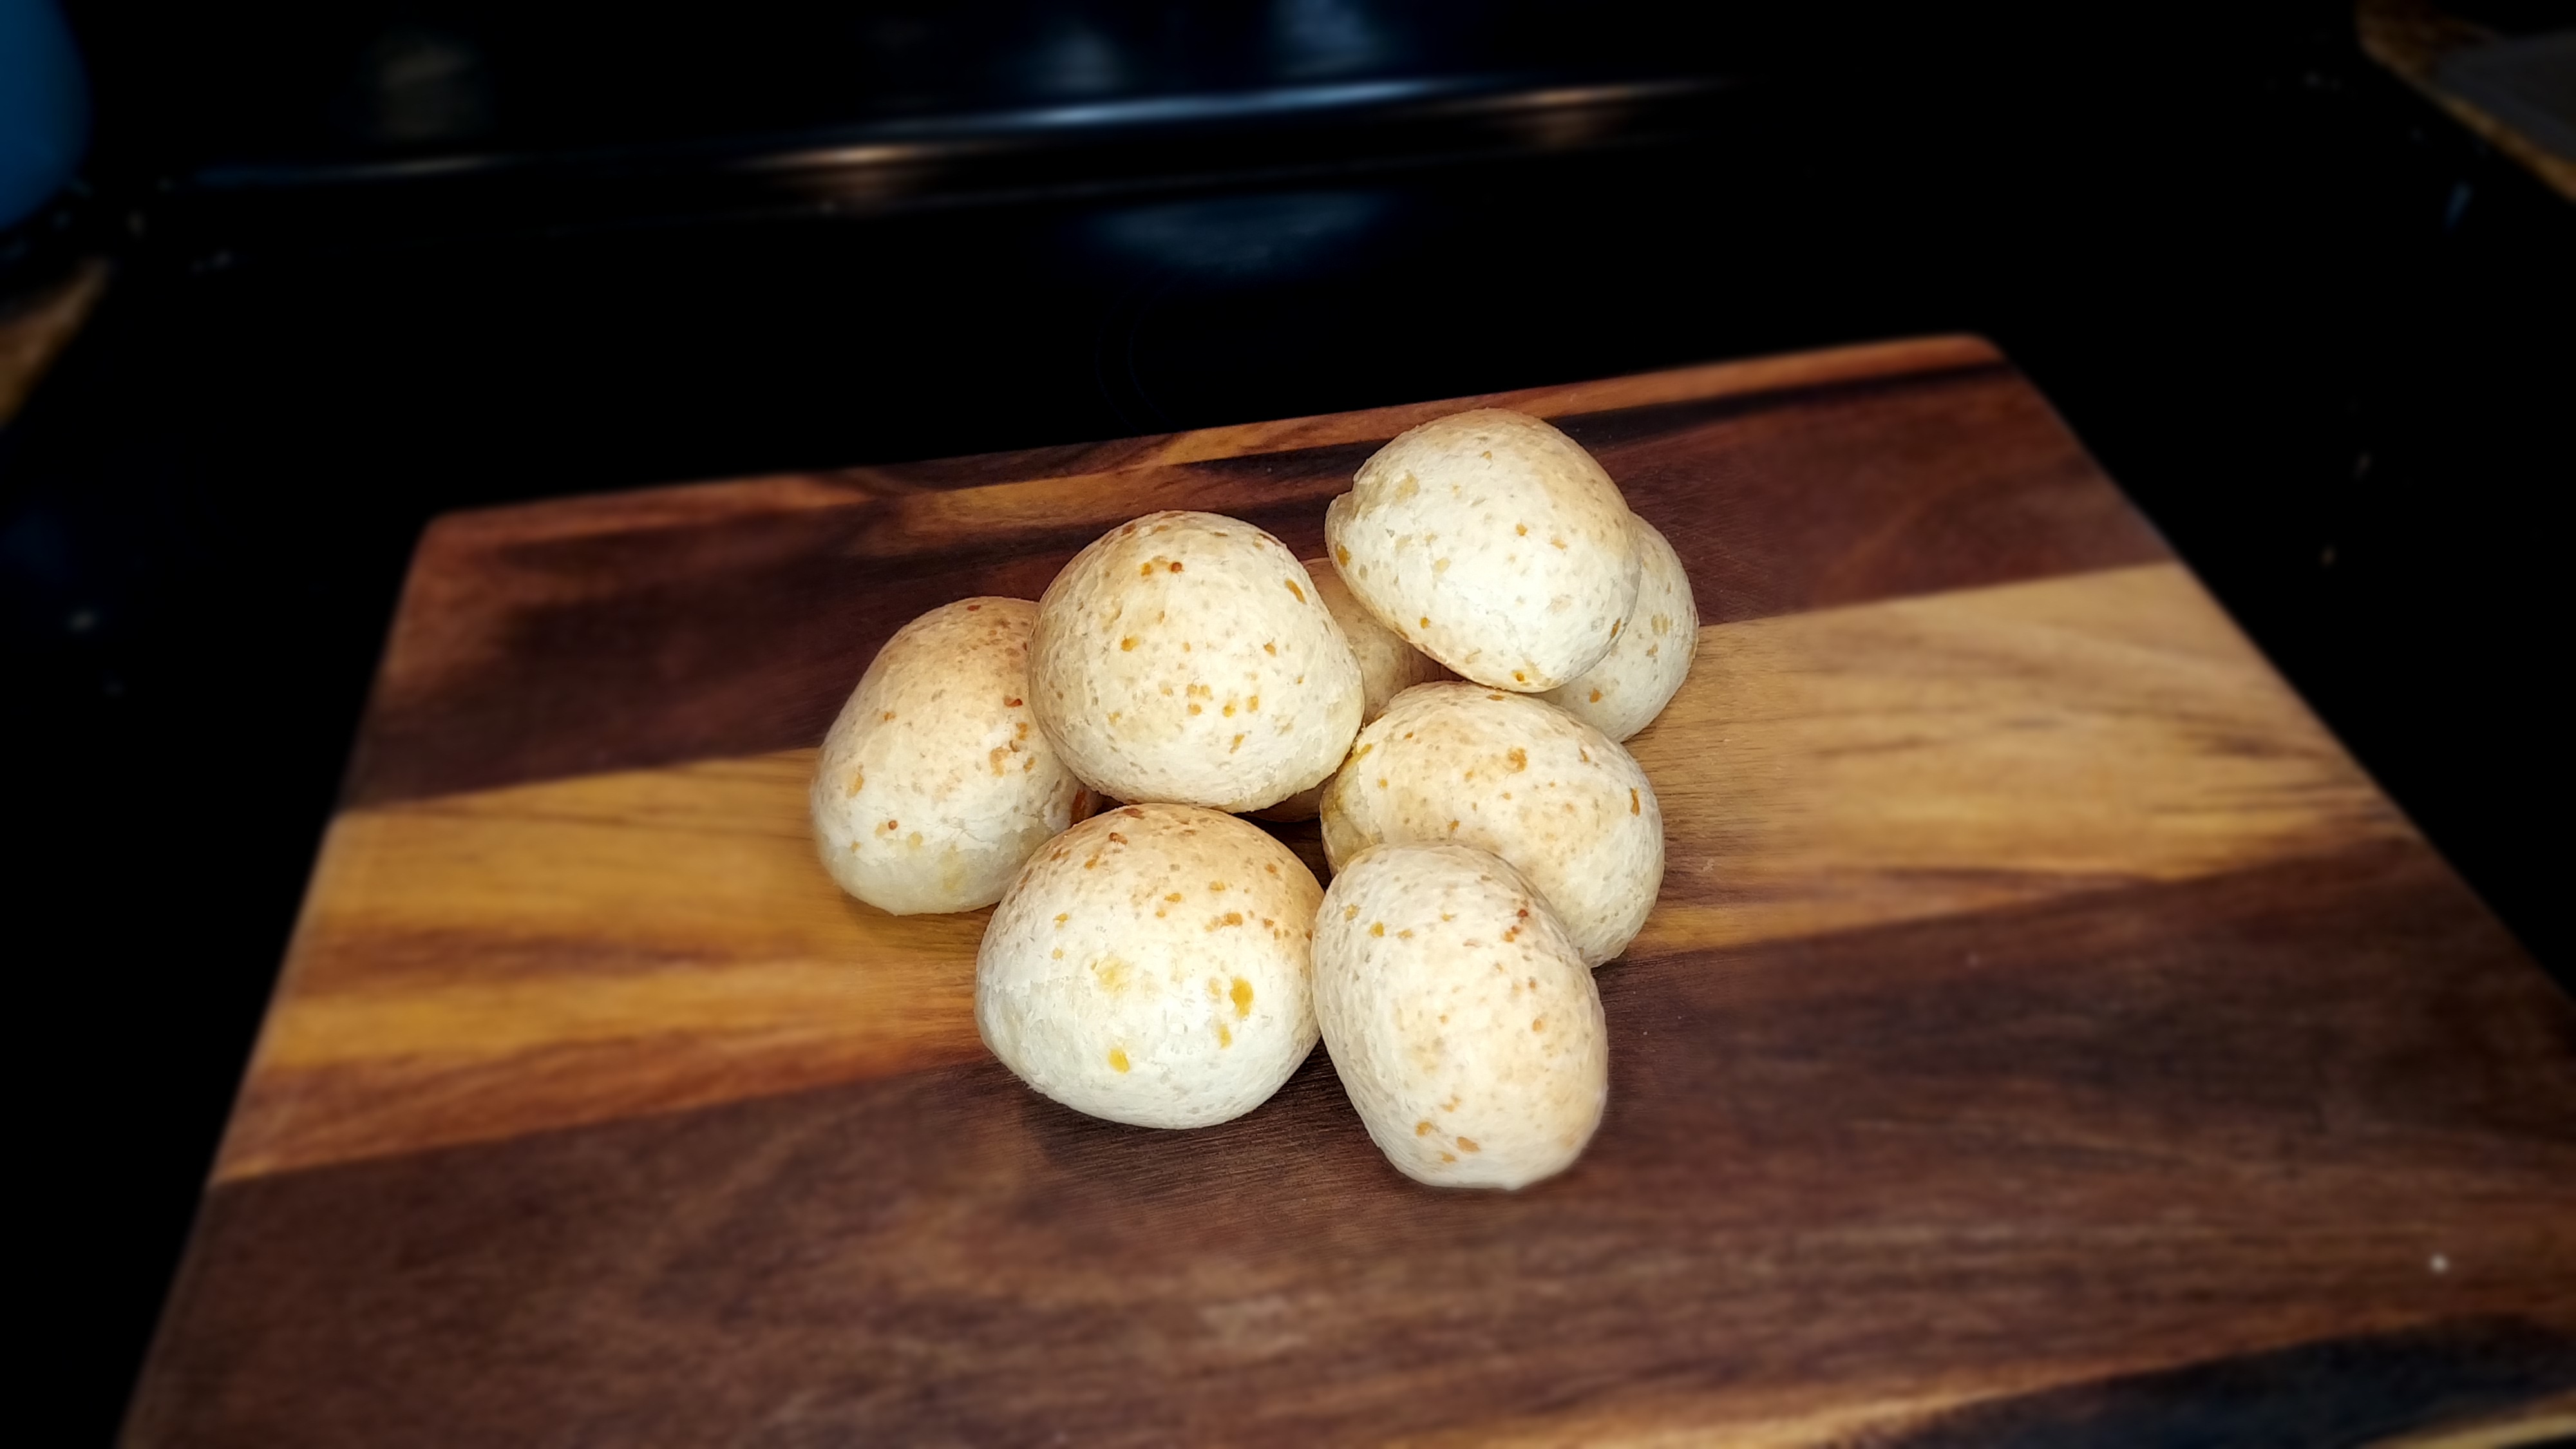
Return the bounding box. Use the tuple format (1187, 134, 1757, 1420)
(135, 842, 2576, 1448)
(130, 339, 2576, 1446)
(218, 563, 2405, 1180)
(345, 335, 2159, 806)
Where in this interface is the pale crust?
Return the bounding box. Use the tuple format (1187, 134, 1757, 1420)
(1326, 409, 1640, 692)
(977, 804, 1323, 1128)
(1312, 843, 1607, 1189)
(1030, 511, 1363, 812)
(1540, 515, 1700, 741)
(810, 598, 1095, 914)
(1320, 683, 1663, 967)
(1252, 559, 1452, 823)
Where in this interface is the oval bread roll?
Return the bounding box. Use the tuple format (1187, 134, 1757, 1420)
(1030, 512, 1363, 813)
(1326, 409, 1640, 692)
(978, 804, 1323, 1128)
(1313, 842, 1607, 1189)
(1320, 683, 1663, 967)
(810, 598, 1095, 914)
(1539, 515, 1699, 741)
(1253, 558, 1452, 823)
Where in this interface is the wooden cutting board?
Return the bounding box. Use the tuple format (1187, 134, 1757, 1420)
(126, 337, 2576, 1447)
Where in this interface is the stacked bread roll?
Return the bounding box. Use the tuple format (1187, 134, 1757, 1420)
(810, 408, 1700, 1189)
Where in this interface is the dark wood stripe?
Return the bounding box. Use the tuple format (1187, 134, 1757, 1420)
(127, 839, 2576, 1446)
(343, 352, 2159, 806)
(1874, 1318, 2576, 1448)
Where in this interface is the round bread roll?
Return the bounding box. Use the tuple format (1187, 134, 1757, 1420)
(1539, 515, 1700, 741)
(811, 598, 1095, 914)
(1314, 842, 1608, 1189)
(978, 803, 1323, 1128)
(1030, 512, 1363, 813)
(1320, 683, 1662, 967)
(1325, 408, 1640, 692)
(1252, 558, 1452, 823)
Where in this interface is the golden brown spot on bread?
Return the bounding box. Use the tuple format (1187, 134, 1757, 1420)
(1223, 702, 1236, 717)
(844, 769, 864, 797)
(1433, 557, 1450, 574)
(1247, 694, 1259, 712)
(1139, 562, 1155, 577)
(1005, 696, 1023, 708)
(1230, 732, 1246, 752)
(1265, 862, 1279, 875)
(1631, 787, 1642, 815)
(1447, 819, 1461, 833)
(1284, 578, 1304, 602)
(1578, 747, 1592, 764)
(1170, 560, 1185, 573)
(1343, 904, 1359, 920)
(1397, 929, 1414, 939)
(1217, 1023, 1233, 1048)
(1120, 806, 1144, 818)
(1083, 855, 1100, 869)
(1231, 978, 1255, 1018)
(1551, 536, 1567, 549)
(1515, 522, 1528, 536)
(1440, 1151, 1457, 1163)
(881, 710, 896, 722)
(1369, 922, 1385, 937)
(1506, 747, 1527, 773)
(1419, 616, 1432, 629)
(1416, 1120, 1435, 1137)
(989, 746, 1010, 776)
(1512, 670, 1528, 683)
(1188, 703, 1203, 715)
(1108, 1047, 1130, 1074)
(1209, 880, 1227, 892)
(1502, 925, 1519, 942)
(1263, 641, 1277, 656)
(1223, 911, 1244, 927)
(1335, 544, 1351, 565)
(1457, 1137, 1481, 1153)
(882, 819, 900, 832)
(1106, 831, 1126, 845)
(1166, 892, 1184, 902)
(1532, 1017, 1546, 1032)
(1487, 692, 1506, 701)
(1119, 636, 1137, 651)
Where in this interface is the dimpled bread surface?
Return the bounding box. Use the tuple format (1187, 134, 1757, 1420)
(1326, 408, 1640, 692)
(977, 804, 1324, 1128)
(810, 598, 1095, 914)
(1313, 842, 1608, 1189)
(1030, 511, 1363, 813)
(1539, 515, 1700, 741)
(1320, 682, 1664, 967)
(1253, 559, 1452, 823)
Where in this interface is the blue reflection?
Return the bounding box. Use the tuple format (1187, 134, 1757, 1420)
(1089, 189, 1390, 276)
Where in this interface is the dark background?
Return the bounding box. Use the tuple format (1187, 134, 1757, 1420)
(6, 1, 2570, 1439)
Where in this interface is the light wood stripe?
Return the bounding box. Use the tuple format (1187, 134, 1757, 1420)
(216, 562, 2409, 1180)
